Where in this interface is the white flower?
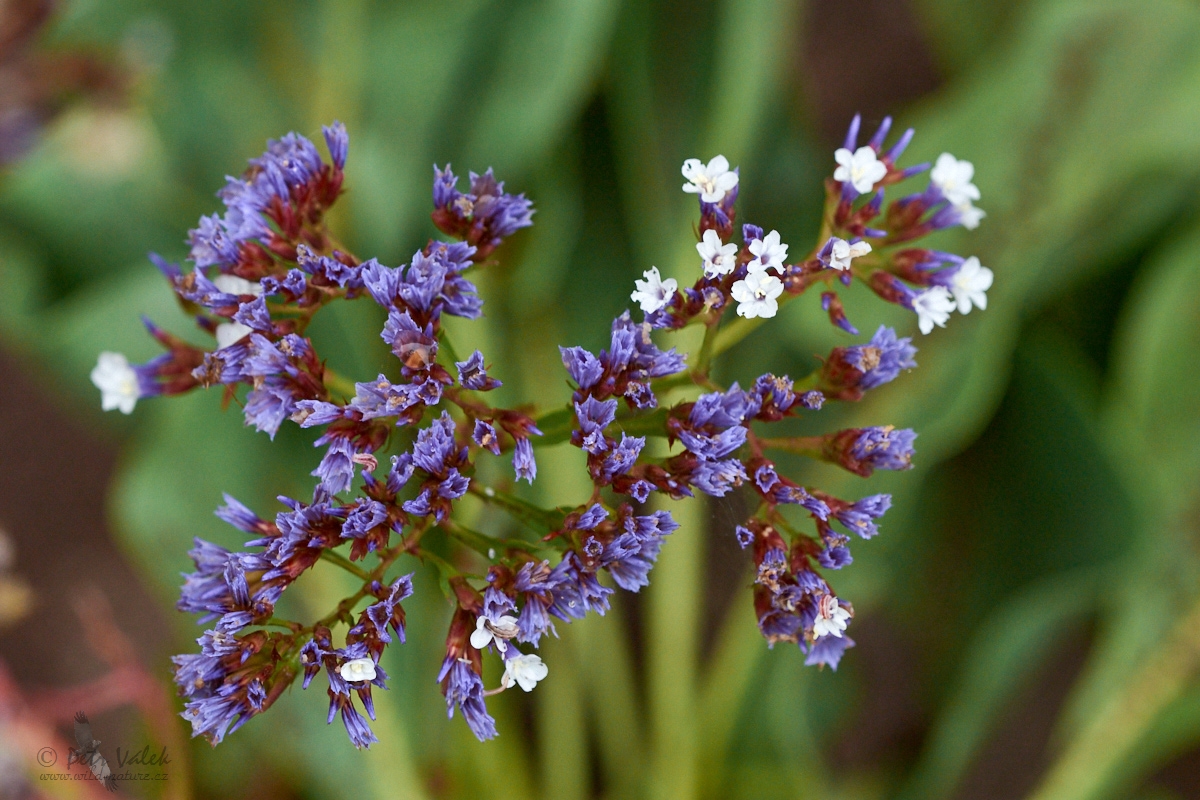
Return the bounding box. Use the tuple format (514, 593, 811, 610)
(681, 155, 739, 204)
(502, 653, 549, 692)
(911, 286, 955, 335)
(470, 613, 520, 654)
(212, 273, 263, 296)
(697, 229, 738, 278)
(630, 267, 677, 314)
(813, 595, 851, 639)
(748, 230, 788, 273)
(833, 146, 888, 194)
(828, 238, 872, 271)
(215, 321, 253, 350)
(955, 200, 986, 230)
(339, 657, 377, 683)
(930, 153, 980, 207)
(731, 271, 784, 319)
(90, 352, 140, 414)
(948, 256, 993, 314)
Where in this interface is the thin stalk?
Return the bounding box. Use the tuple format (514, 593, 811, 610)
(319, 548, 371, 580)
(758, 435, 825, 460)
(323, 367, 359, 399)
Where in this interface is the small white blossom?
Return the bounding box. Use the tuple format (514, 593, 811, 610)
(955, 200, 986, 230)
(930, 153, 980, 207)
(215, 321, 253, 350)
(828, 238, 872, 271)
(948, 256, 993, 314)
(90, 352, 140, 414)
(813, 595, 851, 639)
(911, 286, 955, 335)
(731, 271, 784, 319)
(212, 273, 263, 296)
(630, 267, 677, 314)
(502, 653, 549, 692)
(833, 146, 888, 194)
(748, 230, 788, 273)
(681, 155, 739, 204)
(470, 614, 520, 654)
(339, 657, 377, 683)
(697, 229, 738, 278)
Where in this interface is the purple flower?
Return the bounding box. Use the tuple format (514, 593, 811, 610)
(215, 494, 267, 535)
(801, 391, 825, 410)
(599, 434, 644, 481)
(350, 376, 423, 421)
(818, 546, 853, 569)
(431, 165, 535, 254)
(629, 480, 654, 503)
(412, 412, 463, 475)
(342, 500, 388, 540)
(323, 120, 349, 170)
(457, 350, 502, 391)
(601, 511, 678, 591)
(735, 526, 755, 549)
(560, 346, 603, 391)
(848, 427, 917, 473)
(363, 575, 415, 644)
(312, 436, 359, 495)
(549, 553, 613, 620)
(188, 215, 241, 268)
(574, 396, 617, 455)
(805, 634, 854, 670)
(513, 437, 537, 484)
(857, 327, 917, 390)
(835, 494, 892, 539)
(438, 656, 497, 741)
(690, 458, 747, 497)
(678, 426, 747, 461)
(472, 419, 502, 455)
(573, 504, 609, 530)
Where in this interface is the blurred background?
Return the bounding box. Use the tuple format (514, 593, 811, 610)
(2, 0, 1200, 798)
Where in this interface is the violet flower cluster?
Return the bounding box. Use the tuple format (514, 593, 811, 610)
(91, 115, 990, 748)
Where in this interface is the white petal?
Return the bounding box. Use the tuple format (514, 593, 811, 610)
(706, 154, 730, 175)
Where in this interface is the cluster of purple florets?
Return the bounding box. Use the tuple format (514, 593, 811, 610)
(96, 113, 983, 750)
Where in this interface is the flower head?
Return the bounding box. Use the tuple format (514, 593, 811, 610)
(813, 595, 852, 638)
(748, 230, 788, 273)
(682, 155, 739, 203)
(502, 653, 549, 692)
(631, 267, 677, 315)
(827, 238, 872, 271)
(470, 612, 519, 654)
(910, 287, 955, 334)
(939, 256, 993, 314)
(91, 352, 142, 414)
(697, 229, 738, 277)
(833, 146, 887, 194)
(731, 271, 783, 319)
(339, 657, 377, 683)
(929, 153, 980, 207)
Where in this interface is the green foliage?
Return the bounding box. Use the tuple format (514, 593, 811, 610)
(6, 0, 1200, 797)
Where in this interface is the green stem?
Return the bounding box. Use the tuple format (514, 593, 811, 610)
(694, 318, 721, 376)
(319, 548, 370, 580)
(469, 483, 567, 533)
(441, 519, 552, 557)
(323, 367, 359, 400)
(757, 435, 826, 460)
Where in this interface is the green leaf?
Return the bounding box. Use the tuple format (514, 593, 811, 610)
(895, 571, 1098, 800)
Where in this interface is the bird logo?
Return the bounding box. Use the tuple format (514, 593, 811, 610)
(68, 712, 117, 792)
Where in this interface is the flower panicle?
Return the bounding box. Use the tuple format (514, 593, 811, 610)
(89, 114, 985, 746)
